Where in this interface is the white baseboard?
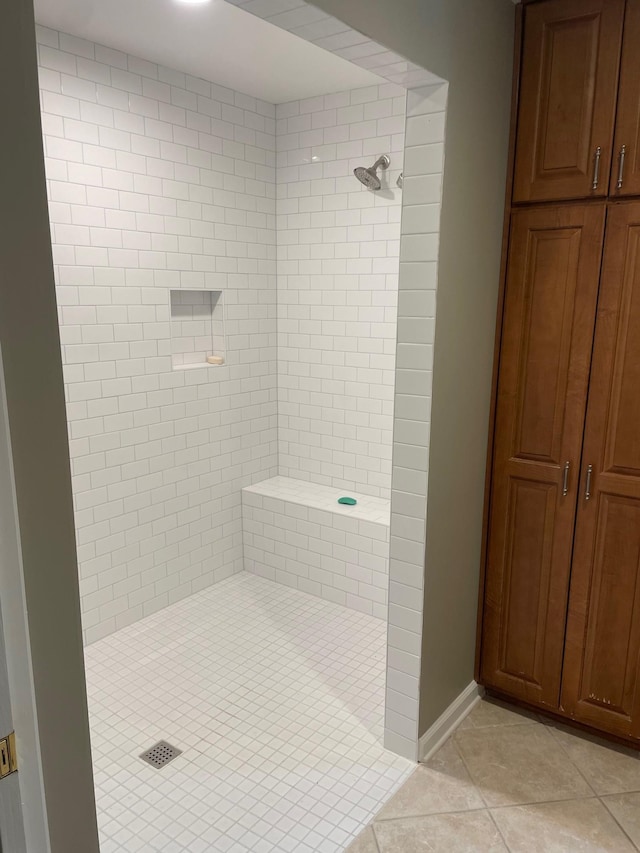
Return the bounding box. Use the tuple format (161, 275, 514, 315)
(418, 681, 484, 762)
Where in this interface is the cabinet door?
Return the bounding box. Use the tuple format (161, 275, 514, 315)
(480, 204, 604, 708)
(611, 0, 640, 197)
(562, 203, 640, 740)
(513, 0, 624, 204)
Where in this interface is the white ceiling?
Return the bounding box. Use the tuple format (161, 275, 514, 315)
(33, 0, 385, 104)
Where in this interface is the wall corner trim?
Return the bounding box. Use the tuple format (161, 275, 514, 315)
(418, 681, 484, 762)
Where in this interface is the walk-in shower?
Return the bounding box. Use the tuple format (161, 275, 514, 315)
(32, 0, 448, 842)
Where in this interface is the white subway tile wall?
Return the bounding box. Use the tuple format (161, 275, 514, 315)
(224, 0, 443, 89)
(37, 16, 447, 763)
(37, 25, 278, 644)
(242, 476, 390, 616)
(276, 87, 406, 499)
(385, 84, 447, 759)
(218, 0, 448, 765)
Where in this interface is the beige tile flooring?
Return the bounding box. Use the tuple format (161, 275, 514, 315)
(347, 697, 640, 852)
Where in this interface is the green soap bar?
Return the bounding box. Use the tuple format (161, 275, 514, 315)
(338, 497, 357, 506)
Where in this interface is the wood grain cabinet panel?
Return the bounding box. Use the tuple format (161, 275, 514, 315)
(513, 0, 624, 203)
(562, 203, 640, 740)
(480, 204, 605, 707)
(611, 0, 640, 197)
(479, 0, 640, 746)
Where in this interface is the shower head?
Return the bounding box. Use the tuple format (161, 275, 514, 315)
(354, 154, 390, 190)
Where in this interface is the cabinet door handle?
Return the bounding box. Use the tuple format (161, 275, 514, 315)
(592, 146, 602, 190)
(585, 464, 593, 501)
(617, 144, 627, 190)
(562, 461, 570, 496)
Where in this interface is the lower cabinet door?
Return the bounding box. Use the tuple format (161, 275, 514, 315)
(480, 204, 604, 708)
(562, 202, 640, 740)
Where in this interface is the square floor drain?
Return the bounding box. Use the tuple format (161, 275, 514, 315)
(140, 741, 182, 769)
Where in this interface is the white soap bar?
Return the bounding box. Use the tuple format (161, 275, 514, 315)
(207, 355, 224, 365)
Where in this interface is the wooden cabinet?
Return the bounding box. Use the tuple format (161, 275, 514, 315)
(561, 202, 640, 739)
(481, 204, 604, 708)
(513, 0, 624, 203)
(479, 0, 640, 746)
(611, 0, 640, 197)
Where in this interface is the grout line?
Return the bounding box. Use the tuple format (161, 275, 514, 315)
(489, 794, 604, 811)
(450, 734, 491, 810)
(599, 796, 640, 851)
(373, 804, 488, 823)
(538, 723, 598, 797)
(486, 808, 511, 851)
(370, 824, 382, 853)
(456, 720, 543, 732)
(593, 785, 640, 795)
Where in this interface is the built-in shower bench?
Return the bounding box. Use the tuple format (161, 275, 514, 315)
(241, 476, 389, 618)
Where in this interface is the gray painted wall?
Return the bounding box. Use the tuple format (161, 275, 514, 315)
(311, 0, 515, 734)
(0, 0, 99, 849)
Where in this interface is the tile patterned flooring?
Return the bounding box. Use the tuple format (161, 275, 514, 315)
(347, 698, 640, 852)
(84, 572, 414, 852)
(85, 568, 640, 852)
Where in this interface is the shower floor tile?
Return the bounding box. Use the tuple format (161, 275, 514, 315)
(84, 572, 414, 852)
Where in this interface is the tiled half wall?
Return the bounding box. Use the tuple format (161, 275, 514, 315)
(242, 476, 390, 617)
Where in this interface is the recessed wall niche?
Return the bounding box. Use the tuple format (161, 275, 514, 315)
(170, 290, 225, 371)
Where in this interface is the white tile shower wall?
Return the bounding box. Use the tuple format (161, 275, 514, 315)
(242, 476, 389, 616)
(276, 86, 406, 499)
(38, 9, 446, 764)
(225, 0, 443, 89)
(385, 84, 447, 760)
(36, 25, 278, 644)
(220, 0, 448, 761)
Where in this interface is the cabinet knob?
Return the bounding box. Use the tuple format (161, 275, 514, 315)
(562, 461, 570, 496)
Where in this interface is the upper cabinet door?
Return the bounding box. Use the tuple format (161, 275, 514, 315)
(611, 0, 640, 197)
(513, 0, 624, 203)
(480, 204, 605, 709)
(562, 202, 640, 741)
